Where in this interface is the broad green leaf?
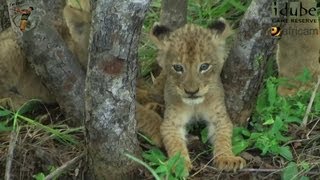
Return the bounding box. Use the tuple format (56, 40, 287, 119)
(261, 145, 269, 155)
(270, 116, 283, 134)
(279, 146, 293, 161)
(154, 165, 167, 174)
(174, 158, 188, 178)
(300, 176, 309, 180)
(250, 132, 262, 139)
(296, 68, 312, 83)
(232, 140, 249, 155)
(233, 127, 245, 135)
(0, 122, 12, 132)
(263, 118, 274, 125)
(256, 91, 268, 114)
(142, 148, 166, 164)
(200, 127, 209, 143)
(166, 153, 182, 170)
(284, 116, 302, 123)
(17, 100, 42, 115)
(0, 108, 11, 117)
(282, 162, 298, 180)
(300, 161, 310, 171)
(275, 132, 291, 142)
(241, 128, 251, 137)
(33, 173, 45, 180)
(266, 78, 277, 106)
(232, 135, 243, 143)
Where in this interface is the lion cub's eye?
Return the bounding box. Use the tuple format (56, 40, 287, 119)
(199, 63, 211, 73)
(172, 64, 184, 74)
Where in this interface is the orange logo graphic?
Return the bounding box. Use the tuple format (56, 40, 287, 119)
(271, 27, 281, 37)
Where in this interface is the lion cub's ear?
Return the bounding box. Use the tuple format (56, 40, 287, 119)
(150, 23, 172, 47)
(208, 17, 232, 39)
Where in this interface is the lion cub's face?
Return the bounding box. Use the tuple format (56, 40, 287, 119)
(151, 19, 231, 105)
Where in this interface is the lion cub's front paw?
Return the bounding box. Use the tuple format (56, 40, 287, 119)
(214, 155, 246, 172)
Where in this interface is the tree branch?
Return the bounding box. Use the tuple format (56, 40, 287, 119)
(6, 0, 86, 126)
(85, 0, 150, 178)
(221, 0, 287, 125)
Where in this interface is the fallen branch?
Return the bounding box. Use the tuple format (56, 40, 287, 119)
(44, 153, 84, 180)
(5, 128, 19, 180)
(301, 76, 320, 128)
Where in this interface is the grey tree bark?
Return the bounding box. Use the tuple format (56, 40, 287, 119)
(221, 0, 286, 125)
(85, 0, 150, 179)
(160, 0, 187, 29)
(6, 0, 86, 126)
(0, 0, 10, 32)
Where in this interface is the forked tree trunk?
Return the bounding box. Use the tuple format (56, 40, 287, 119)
(0, 0, 10, 32)
(85, 0, 150, 179)
(160, 0, 187, 29)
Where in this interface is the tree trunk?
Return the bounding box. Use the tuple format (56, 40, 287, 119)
(0, 0, 10, 32)
(221, 0, 287, 125)
(160, 0, 187, 29)
(6, 0, 86, 126)
(85, 0, 150, 179)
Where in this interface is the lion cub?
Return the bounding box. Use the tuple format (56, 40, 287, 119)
(151, 18, 246, 172)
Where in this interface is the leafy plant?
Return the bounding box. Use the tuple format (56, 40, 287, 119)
(126, 148, 188, 180)
(33, 165, 58, 180)
(142, 149, 189, 179)
(33, 173, 46, 180)
(125, 153, 162, 180)
(231, 68, 320, 161)
(282, 161, 312, 180)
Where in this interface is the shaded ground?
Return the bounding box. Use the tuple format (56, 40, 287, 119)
(1, 103, 319, 179)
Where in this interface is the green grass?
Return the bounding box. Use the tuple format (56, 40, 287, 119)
(0, 100, 82, 145)
(0, 100, 84, 178)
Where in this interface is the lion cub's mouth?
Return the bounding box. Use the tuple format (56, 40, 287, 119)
(182, 96, 205, 105)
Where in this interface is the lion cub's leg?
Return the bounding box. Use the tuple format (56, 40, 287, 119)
(136, 103, 163, 147)
(205, 101, 246, 172)
(160, 105, 193, 170)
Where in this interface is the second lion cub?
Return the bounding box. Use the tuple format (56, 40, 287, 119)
(151, 18, 246, 172)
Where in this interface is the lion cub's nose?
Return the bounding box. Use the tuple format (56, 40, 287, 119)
(184, 88, 199, 96)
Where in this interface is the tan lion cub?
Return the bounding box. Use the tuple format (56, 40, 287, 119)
(151, 18, 246, 172)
